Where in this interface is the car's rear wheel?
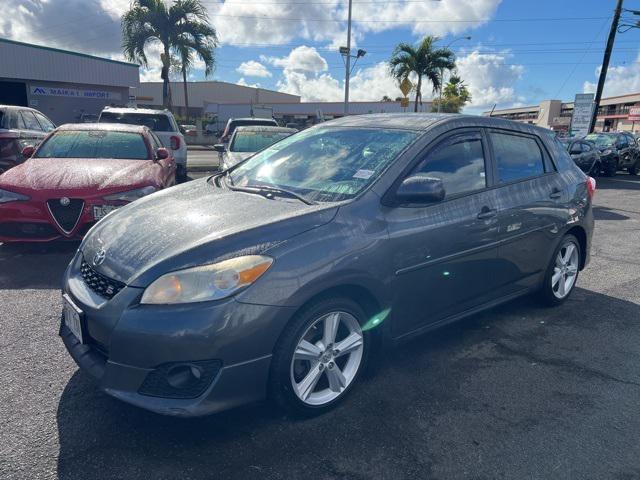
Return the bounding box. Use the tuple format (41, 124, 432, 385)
(270, 297, 369, 416)
(539, 234, 580, 306)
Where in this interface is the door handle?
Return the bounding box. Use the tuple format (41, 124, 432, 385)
(549, 188, 562, 199)
(477, 206, 497, 219)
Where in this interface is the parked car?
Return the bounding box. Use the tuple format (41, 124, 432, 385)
(0, 105, 55, 174)
(60, 114, 594, 417)
(219, 117, 279, 144)
(215, 126, 298, 170)
(98, 107, 188, 181)
(180, 124, 198, 137)
(584, 132, 639, 175)
(559, 138, 609, 176)
(0, 124, 175, 242)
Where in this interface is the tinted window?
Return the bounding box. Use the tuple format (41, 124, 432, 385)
(229, 128, 418, 202)
(35, 130, 149, 160)
(569, 142, 582, 154)
(618, 135, 628, 147)
(20, 111, 42, 131)
(100, 112, 173, 132)
(412, 131, 486, 198)
(490, 132, 545, 183)
(585, 133, 616, 147)
(581, 142, 592, 152)
(230, 131, 293, 153)
(34, 112, 55, 132)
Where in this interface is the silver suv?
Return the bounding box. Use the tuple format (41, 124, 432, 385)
(0, 105, 55, 174)
(98, 107, 188, 181)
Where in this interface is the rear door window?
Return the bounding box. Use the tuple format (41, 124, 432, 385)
(20, 111, 43, 131)
(34, 112, 55, 132)
(489, 131, 546, 183)
(411, 131, 487, 198)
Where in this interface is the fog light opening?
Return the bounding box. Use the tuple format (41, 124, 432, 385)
(166, 363, 203, 389)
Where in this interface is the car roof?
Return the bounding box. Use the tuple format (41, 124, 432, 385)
(0, 105, 44, 112)
(318, 113, 553, 136)
(102, 107, 173, 116)
(228, 117, 277, 123)
(56, 123, 150, 134)
(233, 126, 297, 133)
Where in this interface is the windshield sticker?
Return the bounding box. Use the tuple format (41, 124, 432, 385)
(353, 169, 374, 180)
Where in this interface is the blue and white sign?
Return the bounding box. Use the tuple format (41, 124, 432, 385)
(30, 86, 121, 101)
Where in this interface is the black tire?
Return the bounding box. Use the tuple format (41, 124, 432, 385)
(604, 159, 617, 177)
(538, 234, 581, 307)
(270, 296, 370, 417)
(628, 163, 638, 176)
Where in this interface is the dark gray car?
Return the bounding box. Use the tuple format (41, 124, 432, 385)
(60, 114, 595, 417)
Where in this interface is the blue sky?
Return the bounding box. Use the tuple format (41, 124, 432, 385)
(4, 0, 640, 112)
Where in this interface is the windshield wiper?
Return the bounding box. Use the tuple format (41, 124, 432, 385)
(227, 183, 315, 205)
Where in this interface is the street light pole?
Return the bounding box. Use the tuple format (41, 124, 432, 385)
(344, 0, 353, 115)
(437, 36, 471, 114)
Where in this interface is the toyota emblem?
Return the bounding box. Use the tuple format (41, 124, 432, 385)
(93, 248, 106, 266)
(60, 197, 70, 207)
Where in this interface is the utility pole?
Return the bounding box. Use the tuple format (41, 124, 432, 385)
(344, 0, 353, 115)
(589, 0, 624, 133)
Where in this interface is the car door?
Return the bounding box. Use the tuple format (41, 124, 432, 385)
(18, 110, 46, 146)
(383, 129, 501, 337)
(150, 131, 175, 186)
(487, 129, 565, 296)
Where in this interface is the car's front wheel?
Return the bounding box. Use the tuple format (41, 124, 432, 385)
(539, 234, 581, 306)
(270, 297, 369, 416)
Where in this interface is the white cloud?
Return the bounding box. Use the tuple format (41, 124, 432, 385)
(262, 46, 328, 73)
(455, 49, 525, 110)
(237, 78, 262, 88)
(584, 54, 640, 97)
(236, 60, 272, 78)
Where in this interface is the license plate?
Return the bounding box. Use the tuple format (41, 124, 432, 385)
(63, 294, 84, 343)
(93, 205, 118, 221)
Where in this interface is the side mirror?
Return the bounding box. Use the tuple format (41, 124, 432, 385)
(213, 144, 226, 153)
(22, 146, 35, 159)
(395, 174, 445, 204)
(156, 147, 170, 160)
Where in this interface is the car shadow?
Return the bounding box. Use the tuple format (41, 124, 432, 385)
(55, 287, 640, 480)
(593, 206, 630, 221)
(596, 174, 640, 191)
(0, 241, 78, 290)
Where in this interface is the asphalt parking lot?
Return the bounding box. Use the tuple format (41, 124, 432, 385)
(1, 174, 639, 480)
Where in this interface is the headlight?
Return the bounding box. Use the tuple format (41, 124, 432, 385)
(0, 188, 30, 204)
(103, 186, 156, 202)
(601, 149, 612, 156)
(140, 255, 274, 304)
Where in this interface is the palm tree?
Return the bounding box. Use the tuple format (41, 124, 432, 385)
(122, 0, 217, 110)
(389, 36, 455, 112)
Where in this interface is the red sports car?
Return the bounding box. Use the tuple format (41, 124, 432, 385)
(0, 123, 176, 242)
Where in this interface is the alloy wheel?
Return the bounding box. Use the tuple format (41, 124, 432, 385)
(551, 242, 579, 299)
(290, 311, 364, 406)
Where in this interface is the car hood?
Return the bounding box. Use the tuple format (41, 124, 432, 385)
(223, 151, 252, 169)
(0, 158, 157, 193)
(81, 177, 338, 286)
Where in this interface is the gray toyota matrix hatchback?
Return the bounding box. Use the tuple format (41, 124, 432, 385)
(61, 114, 595, 417)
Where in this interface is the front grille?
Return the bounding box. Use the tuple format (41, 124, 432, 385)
(138, 360, 222, 399)
(80, 259, 125, 299)
(0, 222, 58, 239)
(47, 198, 84, 233)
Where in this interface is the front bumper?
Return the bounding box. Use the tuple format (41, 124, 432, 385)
(60, 252, 295, 416)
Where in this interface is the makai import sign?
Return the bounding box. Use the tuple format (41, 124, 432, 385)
(30, 86, 121, 101)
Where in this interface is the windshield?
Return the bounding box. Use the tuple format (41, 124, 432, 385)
(585, 133, 616, 147)
(35, 130, 149, 160)
(100, 112, 173, 132)
(230, 131, 293, 153)
(228, 127, 418, 202)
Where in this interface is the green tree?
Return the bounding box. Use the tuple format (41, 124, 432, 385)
(389, 36, 455, 112)
(122, 0, 217, 110)
(431, 74, 471, 113)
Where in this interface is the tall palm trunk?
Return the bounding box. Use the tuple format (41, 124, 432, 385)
(161, 46, 171, 108)
(414, 75, 422, 113)
(182, 67, 189, 123)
